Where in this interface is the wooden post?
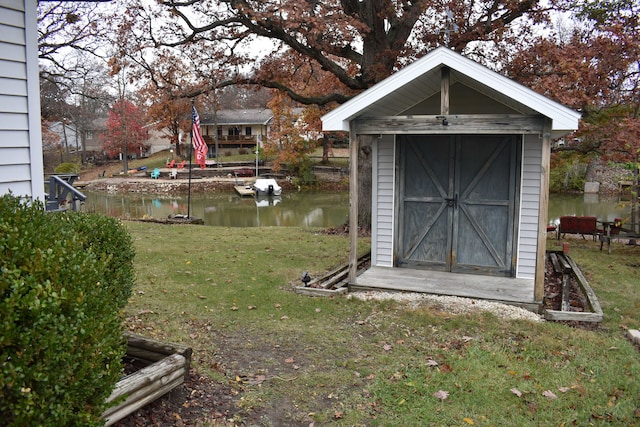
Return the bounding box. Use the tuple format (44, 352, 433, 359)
(348, 121, 359, 284)
(441, 67, 450, 116)
(535, 121, 552, 302)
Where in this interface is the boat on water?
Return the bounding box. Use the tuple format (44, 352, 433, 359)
(252, 178, 282, 196)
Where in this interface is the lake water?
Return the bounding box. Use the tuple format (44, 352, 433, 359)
(82, 190, 634, 228)
(547, 193, 633, 225)
(82, 190, 350, 228)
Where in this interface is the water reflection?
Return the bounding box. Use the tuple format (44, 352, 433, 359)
(547, 193, 633, 225)
(82, 191, 349, 228)
(83, 190, 634, 229)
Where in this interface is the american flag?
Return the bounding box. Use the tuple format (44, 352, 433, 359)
(192, 106, 208, 168)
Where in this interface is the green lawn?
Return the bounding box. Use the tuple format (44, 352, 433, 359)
(124, 222, 640, 426)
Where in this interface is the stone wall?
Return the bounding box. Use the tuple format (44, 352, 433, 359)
(584, 160, 635, 194)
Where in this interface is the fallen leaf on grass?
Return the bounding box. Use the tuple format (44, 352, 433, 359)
(230, 306, 239, 311)
(383, 344, 392, 351)
(247, 305, 256, 310)
(433, 390, 449, 401)
(439, 363, 453, 373)
(462, 417, 475, 425)
(426, 359, 439, 367)
(285, 357, 295, 364)
(558, 386, 571, 393)
(511, 388, 523, 397)
(542, 390, 558, 400)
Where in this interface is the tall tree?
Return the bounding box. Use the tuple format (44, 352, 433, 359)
(505, 0, 640, 231)
(37, 1, 111, 85)
(101, 99, 150, 167)
(135, 0, 571, 228)
(264, 92, 318, 181)
(146, 0, 568, 103)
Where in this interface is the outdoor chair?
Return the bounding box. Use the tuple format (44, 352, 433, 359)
(151, 168, 160, 179)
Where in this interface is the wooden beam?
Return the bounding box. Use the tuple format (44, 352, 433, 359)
(354, 114, 545, 135)
(441, 67, 450, 116)
(348, 121, 358, 285)
(535, 121, 552, 302)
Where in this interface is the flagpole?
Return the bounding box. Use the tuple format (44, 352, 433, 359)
(187, 101, 194, 219)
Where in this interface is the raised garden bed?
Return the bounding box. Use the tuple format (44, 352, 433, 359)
(543, 250, 603, 323)
(102, 332, 192, 426)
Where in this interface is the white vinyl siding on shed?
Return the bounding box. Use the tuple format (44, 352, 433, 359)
(0, 1, 44, 201)
(372, 135, 395, 267)
(516, 135, 542, 279)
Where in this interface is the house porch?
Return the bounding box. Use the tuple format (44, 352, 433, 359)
(353, 266, 540, 312)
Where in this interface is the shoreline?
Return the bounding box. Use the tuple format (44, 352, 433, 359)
(78, 176, 348, 195)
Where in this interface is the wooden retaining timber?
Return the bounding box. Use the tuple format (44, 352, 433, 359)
(544, 251, 603, 323)
(102, 333, 192, 426)
(295, 253, 371, 297)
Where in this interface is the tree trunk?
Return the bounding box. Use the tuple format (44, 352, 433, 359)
(321, 136, 331, 163)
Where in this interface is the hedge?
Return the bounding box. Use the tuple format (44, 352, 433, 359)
(0, 194, 135, 426)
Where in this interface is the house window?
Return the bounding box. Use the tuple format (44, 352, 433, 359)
(245, 127, 252, 136)
(228, 127, 240, 136)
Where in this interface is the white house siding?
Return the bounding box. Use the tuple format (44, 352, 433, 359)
(372, 135, 395, 267)
(516, 135, 542, 279)
(0, 1, 44, 201)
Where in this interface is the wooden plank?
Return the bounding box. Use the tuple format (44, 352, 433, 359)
(105, 354, 186, 404)
(441, 67, 450, 115)
(124, 332, 192, 358)
(561, 274, 570, 312)
(549, 253, 562, 274)
(535, 120, 552, 301)
(348, 122, 358, 284)
(564, 254, 603, 319)
(234, 185, 255, 196)
(103, 374, 184, 426)
(354, 115, 545, 135)
(294, 287, 348, 297)
(543, 310, 604, 322)
(124, 332, 192, 381)
(557, 253, 571, 272)
(356, 266, 536, 304)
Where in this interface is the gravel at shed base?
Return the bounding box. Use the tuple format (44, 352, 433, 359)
(348, 291, 543, 322)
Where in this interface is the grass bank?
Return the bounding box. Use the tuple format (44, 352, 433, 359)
(123, 222, 640, 426)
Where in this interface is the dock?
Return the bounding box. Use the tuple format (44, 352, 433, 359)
(234, 185, 256, 197)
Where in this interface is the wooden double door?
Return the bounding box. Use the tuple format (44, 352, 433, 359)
(396, 135, 520, 277)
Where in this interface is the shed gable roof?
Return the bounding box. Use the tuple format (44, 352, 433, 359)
(322, 47, 580, 133)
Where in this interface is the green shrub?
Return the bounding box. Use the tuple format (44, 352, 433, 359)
(0, 195, 135, 426)
(549, 152, 587, 192)
(54, 162, 80, 174)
